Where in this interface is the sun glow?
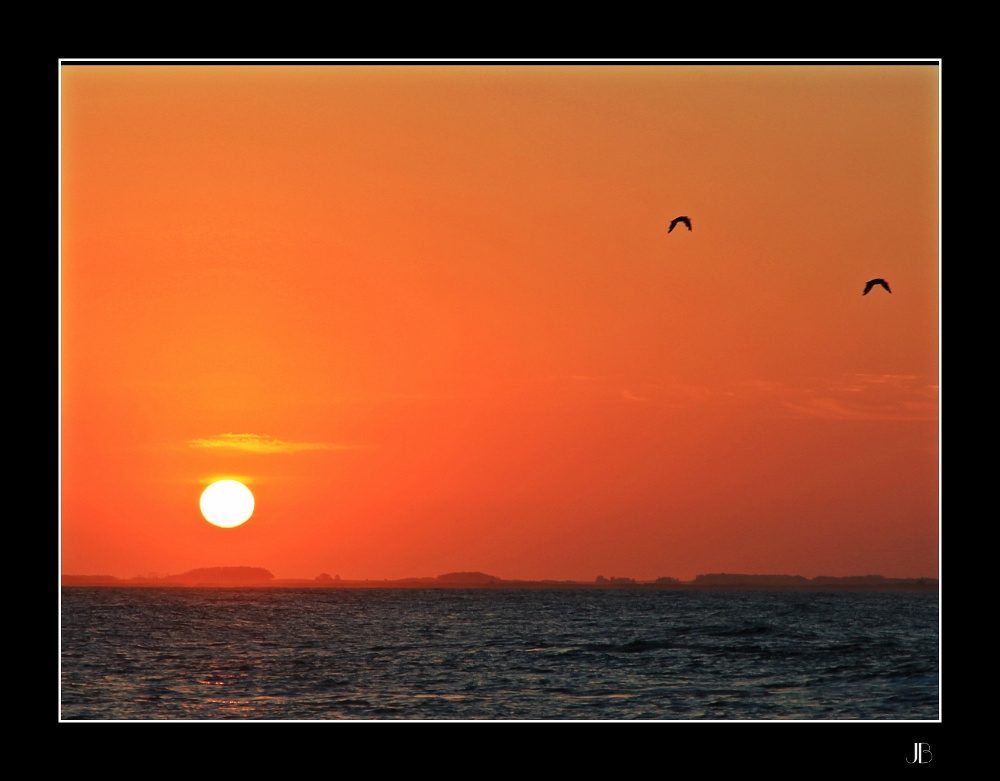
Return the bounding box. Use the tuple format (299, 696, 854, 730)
(200, 480, 255, 528)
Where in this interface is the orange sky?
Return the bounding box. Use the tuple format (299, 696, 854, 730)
(60, 63, 939, 582)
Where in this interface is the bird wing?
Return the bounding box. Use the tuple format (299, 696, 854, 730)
(668, 218, 679, 233)
(863, 280, 876, 295)
(682, 217, 692, 230)
(881, 280, 892, 293)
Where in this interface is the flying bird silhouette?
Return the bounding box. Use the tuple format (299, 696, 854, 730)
(863, 278, 892, 295)
(668, 216, 692, 233)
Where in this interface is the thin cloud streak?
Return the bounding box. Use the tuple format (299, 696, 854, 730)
(188, 433, 359, 454)
(781, 397, 938, 422)
(611, 374, 937, 421)
(773, 374, 938, 421)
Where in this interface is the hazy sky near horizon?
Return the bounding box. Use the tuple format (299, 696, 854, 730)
(61, 64, 939, 581)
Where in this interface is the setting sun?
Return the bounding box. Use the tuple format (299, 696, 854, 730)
(199, 480, 255, 528)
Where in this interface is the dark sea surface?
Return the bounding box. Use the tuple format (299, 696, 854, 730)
(60, 587, 939, 720)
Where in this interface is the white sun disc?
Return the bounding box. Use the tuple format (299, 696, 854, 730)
(200, 480, 255, 528)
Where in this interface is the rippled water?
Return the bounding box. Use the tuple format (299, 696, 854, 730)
(61, 587, 939, 720)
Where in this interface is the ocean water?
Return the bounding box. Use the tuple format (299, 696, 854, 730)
(60, 587, 939, 720)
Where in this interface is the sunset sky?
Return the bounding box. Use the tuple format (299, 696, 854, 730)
(60, 63, 939, 582)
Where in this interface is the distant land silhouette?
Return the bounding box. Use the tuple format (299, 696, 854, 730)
(61, 567, 937, 591)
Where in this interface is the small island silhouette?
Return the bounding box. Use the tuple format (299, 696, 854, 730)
(62, 567, 937, 591)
